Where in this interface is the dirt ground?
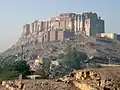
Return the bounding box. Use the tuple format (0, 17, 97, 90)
(0, 85, 8, 90)
(22, 79, 80, 90)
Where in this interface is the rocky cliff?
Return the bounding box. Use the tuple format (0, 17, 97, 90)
(1, 32, 120, 65)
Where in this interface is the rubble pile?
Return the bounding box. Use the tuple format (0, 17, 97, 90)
(1, 80, 79, 90)
(1, 80, 24, 90)
(56, 67, 120, 90)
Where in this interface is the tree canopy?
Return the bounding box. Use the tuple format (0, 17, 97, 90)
(60, 48, 88, 70)
(12, 60, 30, 75)
(0, 59, 30, 81)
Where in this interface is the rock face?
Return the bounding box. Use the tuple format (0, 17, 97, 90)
(1, 27, 120, 71)
(1, 35, 120, 61)
(0, 35, 119, 69)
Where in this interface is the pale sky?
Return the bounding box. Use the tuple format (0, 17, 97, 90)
(0, 0, 120, 52)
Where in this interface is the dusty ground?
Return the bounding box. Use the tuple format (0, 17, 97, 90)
(22, 79, 80, 90)
(0, 85, 8, 90)
(2, 67, 120, 90)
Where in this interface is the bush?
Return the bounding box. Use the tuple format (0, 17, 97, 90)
(0, 71, 19, 81)
(12, 60, 31, 75)
(60, 48, 88, 70)
(0, 60, 31, 81)
(35, 59, 51, 78)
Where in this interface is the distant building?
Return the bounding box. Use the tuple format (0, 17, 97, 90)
(117, 34, 120, 41)
(30, 22, 34, 33)
(48, 30, 58, 41)
(96, 18, 105, 33)
(96, 33, 117, 40)
(57, 30, 74, 41)
(82, 12, 104, 36)
(43, 29, 74, 42)
(37, 21, 43, 32)
(57, 30, 64, 41)
(85, 18, 97, 36)
(50, 19, 60, 30)
(33, 20, 38, 32)
(23, 24, 30, 35)
(23, 12, 105, 37)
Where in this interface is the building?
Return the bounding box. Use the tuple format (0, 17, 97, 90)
(33, 20, 38, 32)
(42, 21, 49, 31)
(23, 24, 30, 35)
(85, 18, 97, 36)
(96, 18, 105, 33)
(81, 12, 104, 36)
(30, 22, 34, 33)
(56, 13, 75, 31)
(47, 30, 58, 42)
(50, 19, 60, 30)
(96, 33, 117, 40)
(37, 21, 43, 31)
(23, 12, 105, 37)
(52, 12, 104, 36)
(117, 34, 120, 41)
(43, 29, 74, 42)
(57, 30, 74, 41)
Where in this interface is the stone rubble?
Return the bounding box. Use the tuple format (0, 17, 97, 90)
(1, 80, 79, 90)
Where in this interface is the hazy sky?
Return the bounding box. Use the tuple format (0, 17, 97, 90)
(0, 0, 120, 52)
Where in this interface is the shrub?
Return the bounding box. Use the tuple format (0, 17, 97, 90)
(60, 48, 88, 69)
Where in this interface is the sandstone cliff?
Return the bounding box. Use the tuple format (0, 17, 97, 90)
(1, 33, 120, 66)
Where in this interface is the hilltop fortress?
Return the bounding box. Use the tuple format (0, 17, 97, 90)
(22, 12, 105, 42)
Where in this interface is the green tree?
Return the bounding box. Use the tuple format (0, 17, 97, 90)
(35, 59, 51, 78)
(0, 55, 31, 80)
(61, 49, 88, 70)
(13, 60, 30, 75)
